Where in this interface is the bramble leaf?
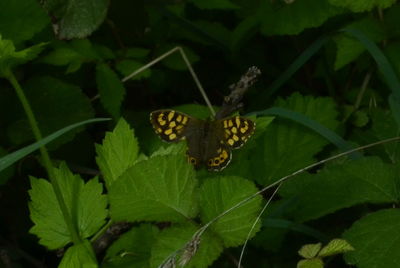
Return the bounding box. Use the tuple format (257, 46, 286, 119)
(96, 119, 139, 188)
(59, 240, 97, 268)
(29, 163, 108, 249)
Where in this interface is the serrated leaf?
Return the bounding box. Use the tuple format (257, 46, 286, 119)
(199, 176, 262, 247)
(43, 0, 109, 39)
(344, 209, 400, 268)
(103, 224, 159, 268)
(318, 239, 354, 257)
(7, 76, 94, 147)
(59, 240, 97, 268)
(297, 258, 324, 268)
(0, 37, 46, 77)
(96, 63, 126, 118)
(109, 154, 198, 223)
(334, 18, 385, 70)
(0, 0, 49, 43)
(260, 0, 343, 36)
(150, 224, 223, 268)
(257, 93, 339, 186)
(95, 119, 139, 188)
(298, 243, 322, 259)
(188, 0, 239, 10)
(29, 163, 108, 249)
(280, 157, 399, 222)
(329, 0, 396, 12)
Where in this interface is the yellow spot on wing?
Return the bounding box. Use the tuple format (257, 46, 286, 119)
(224, 120, 228, 128)
(176, 115, 182, 122)
(168, 111, 175, 121)
(156, 128, 162, 133)
(228, 139, 234, 146)
(176, 125, 183, 130)
(169, 133, 177, 140)
(240, 126, 248, 133)
(165, 129, 172, 135)
(169, 121, 176, 128)
(235, 116, 241, 127)
(159, 120, 166, 126)
(182, 116, 188, 124)
(231, 127, 237, 134)
(228, 120, 233, 127)
(233, 135, 239, 141)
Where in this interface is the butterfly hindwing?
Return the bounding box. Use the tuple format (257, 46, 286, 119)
(150, 110, 192, 142)
(205, 145, 232, 171)
(220, 116, 255, 149)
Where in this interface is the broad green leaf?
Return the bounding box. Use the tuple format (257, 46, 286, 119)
(40, 39, 100, 73)
(109, 154, 198, 223)
(257, 93, 339, 185)
(29, 163, 108, 249)
(260, 0, 342, 36)
(318, 239, 354, 257)
(115, 59, 151, 80)
(188, 0, 239, 10)
(59, 240, 97, 268)
(0, 118, 109, 173)
(150, 224, 223, 268)
(344, 209, 400, 268)
(42, 0, 109, 39)
(297, 258, 323, 268)
(0, 37, 46, 77)
(199, 176, 262, 247)
(96, 119, 139, 188)
(103, 224, 159, 268)
(0, 0, 49, 43)
(7, 76, 94, 147)
(298, 243, 322, 259)
(280, 157, 399, 222)
(329, 0, 396, 12)
(334, 18, 385, 70)
(96, 63, 126, 118)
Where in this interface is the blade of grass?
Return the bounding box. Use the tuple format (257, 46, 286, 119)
(0, 118, 110, 173)
(252, 107, 361, 158)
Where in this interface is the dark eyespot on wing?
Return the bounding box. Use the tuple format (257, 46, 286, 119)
(206, 146, 231, 171)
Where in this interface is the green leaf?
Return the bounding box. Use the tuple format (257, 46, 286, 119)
(59, 240, 97, 268)
(40, 39, 100, 73)
(188, 0, 239, 10)
(199, 176, 262, 247)
(150, 224, 223, 268)
(329, 0, 396, 12)
(115, 59, 151, 80)
(280, 157, 399, 222)
(344, 209, 400, 268)
(95, 119, 139, 189)
(334, 18, 385, 70)
(29, 163, 108, 249)
(96, 63, 126, 118)
(109, 154, 198, 223)
(298, 243, 322, 259)
(103, 224, 159, 268)
(297, 258, 324, 268)
(318, 239, 354, 257)
(43, 0, 109, 39)
(0, 0, 49, 43)
(260, 0, 343, 36)
(7, 76, 94, 147)
(0, 118, 109, 173)
(0, 37, 46, 77)
(256, 93, 339, 185)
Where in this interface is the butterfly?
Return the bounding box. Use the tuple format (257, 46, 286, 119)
(150, 109, 255, 171)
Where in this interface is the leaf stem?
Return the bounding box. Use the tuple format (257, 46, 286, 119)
(7, 72, 82, 245)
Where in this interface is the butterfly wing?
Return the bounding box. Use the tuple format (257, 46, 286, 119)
(219, 116, 255, 149)
(150, 110, 193, 142)
(205, 144, 232, 171)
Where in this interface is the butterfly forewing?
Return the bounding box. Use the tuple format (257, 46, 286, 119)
(219, 116, 255, 149)
(150, 110, 193, 142)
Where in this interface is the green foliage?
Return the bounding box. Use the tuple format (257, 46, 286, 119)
(1, 0, 400, 267)
(344, 209, 400, 268)
(29, 163, 107, 249)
